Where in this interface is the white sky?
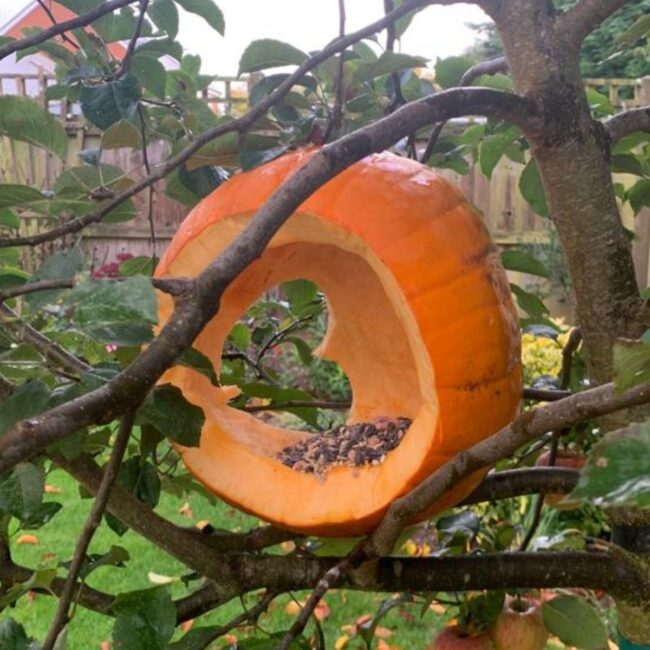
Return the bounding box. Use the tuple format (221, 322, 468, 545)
(0, 0, 489, 75)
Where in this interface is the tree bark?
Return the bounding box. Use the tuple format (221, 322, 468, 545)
(484, 0, 650, 639)
(486, 0, 643, 383)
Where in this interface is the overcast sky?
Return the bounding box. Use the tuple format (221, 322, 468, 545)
(0, 0, 489, 75)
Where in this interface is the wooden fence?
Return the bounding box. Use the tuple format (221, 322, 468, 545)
(1, 73, 649, 309)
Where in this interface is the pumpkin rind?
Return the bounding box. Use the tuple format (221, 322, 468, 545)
(155, 149, 522, 536)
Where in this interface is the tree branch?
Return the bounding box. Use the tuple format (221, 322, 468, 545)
(0, 0, 140, 61)
(459, 467, 580, 505)
(604, 106, 650, 144)
(560, 0, 633, 42)
(0, 303, 91, 376)
(42, 412, 136, 650)
(0, 86, 538, 475)
(364, 379, 650, 556)
(113, 0, 149, 77)
(523, 387, 572, 402)
(0, 0, 435, 249)
(460, 56, 508, 86)
(0, 279, 75, 302)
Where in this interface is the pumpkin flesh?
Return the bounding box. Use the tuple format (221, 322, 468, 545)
(155, 149, 521, 536)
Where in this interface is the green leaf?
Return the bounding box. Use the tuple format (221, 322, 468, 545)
(101, 119, 143, 150)
(94, 6, 152, 43)
(178, 164, 228, 199)
(138, 384, 205, 447)
(26, 246, 83, 310)
(437, 510, 480, 536)
(228, 322, 250, 352)
(501, 250, 550, 278)
(239, 145, 287, 171)
(177, 347, 219, 386)
(136, 38, 183, 62)
(175, 0, 225, 35)
(286, 336, 313, 366)
(353, 51, 427, 82)
(80, 74, 141, 130)
(78, 545, 130, 579)
(283, 279, 318, 312)
(611, 153, 645, 177)
(616, 13, 650, 47)
(570, 421, 650, 508)
(0, 463, 44, 521)
(627, 179, 650, 215)
(116, 457, 161, 508)
(542, 595, 607, 649)
(65, 276, 158, 346)
(519, 158, 549, 217)
(0, 268, 30, 289)
(112, 586, 175, 650)
(510, 283, 549, 321)
(0, 184, 49, 212)
(0, 618, 37, 650)
(21, 501, 63, 529)
(0, 380, 51, 436)
(132, 54, 168, 100)
(478, 125, 520, 179)
(119, 256, 154, 276)
(149, 0, 179, 38)
(434, 55, 473, 89)
(239, 39, 308, 74)
(0, 96, 67, 160)
(613, 339, 650, 390)
(0, 208, 20, 230)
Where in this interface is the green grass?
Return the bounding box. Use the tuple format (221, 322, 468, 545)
(5, 470, 447, 649)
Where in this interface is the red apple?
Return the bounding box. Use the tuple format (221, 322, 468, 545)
(488, 597, 548, 650)
(432, 626, 494, 650)
(535, 449, 585, 510)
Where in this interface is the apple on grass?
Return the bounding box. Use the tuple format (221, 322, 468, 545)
(488, 596, 548, 650)
(432, 626, 494, 650)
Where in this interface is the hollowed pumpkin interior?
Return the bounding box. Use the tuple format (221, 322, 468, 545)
(159, 213, 444, 535)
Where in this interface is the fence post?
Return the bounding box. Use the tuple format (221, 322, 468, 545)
(632, 76, 650, 290)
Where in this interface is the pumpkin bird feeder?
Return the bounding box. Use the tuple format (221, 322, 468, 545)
(155, 149, 522, 537)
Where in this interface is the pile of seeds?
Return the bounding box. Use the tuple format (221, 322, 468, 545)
(277, 416, 412, 476)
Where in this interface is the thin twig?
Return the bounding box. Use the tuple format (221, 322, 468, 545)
(0, 0, 434, 249)
(322, 0, 347, 143)
(560, 328, 582, 389)
(279, 557, 353, 650)
(182, 591, 277, 650)
(137, 103, 157, 263)
(112, 0, 149, 78)
(420, 55, 509, 164)
(0, 303, 91, 376)
(0, 0, 140, 61)
(42, 412, 136, 650)
(0, 278, 74, 302)
(384, 0, 406, 114)
(35, 0, 79, 49)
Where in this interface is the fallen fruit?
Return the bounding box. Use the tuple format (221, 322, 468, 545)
(432, 625, 494, 650)
(489, 596, 548, 650)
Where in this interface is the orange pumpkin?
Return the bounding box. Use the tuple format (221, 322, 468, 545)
(155, 148, 521, 536)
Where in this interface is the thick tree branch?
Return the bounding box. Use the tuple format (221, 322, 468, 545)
(0, 0, 140, 61)
(560, 0, 633, 42)
(42, 412, 136, 650)
(604, 107, 650, 144)
(0, 86, 538, 475)
(0, 0, 435, 249)
(460, 467, 580, 505)
(365, 379, 650, 556)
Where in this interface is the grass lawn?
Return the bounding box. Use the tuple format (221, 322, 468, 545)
(5, 469, 448, 649)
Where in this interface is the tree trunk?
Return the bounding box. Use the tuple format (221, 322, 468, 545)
(484, 0, 649, 639)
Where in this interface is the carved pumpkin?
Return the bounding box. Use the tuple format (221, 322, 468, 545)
(155, 149, 521, 536)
